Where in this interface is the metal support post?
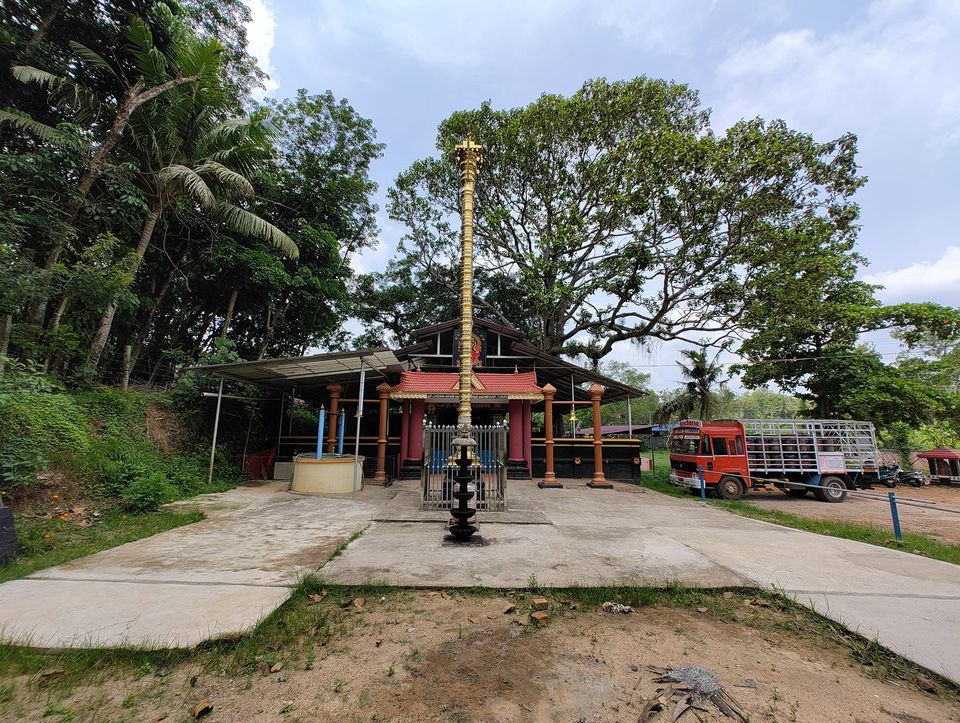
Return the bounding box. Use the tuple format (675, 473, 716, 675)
(207, 378, 224, 486)
(352, 360, 366, 493)
(888, 491, 903, 541)
(699, 465, 706, 502)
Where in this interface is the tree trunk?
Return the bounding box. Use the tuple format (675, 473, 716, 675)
(26, 74, 200, 327)
(0, 313, 12, 374)
(87, 201, 162, 370)
(41, 291, 74, 374)
(22, 0, 66, 59)
(257, 299, 291, 359)
(219, 287, 240, 339)
(128, 269, 175, 376)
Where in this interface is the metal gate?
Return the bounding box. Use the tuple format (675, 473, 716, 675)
(420, 423, 507, 511)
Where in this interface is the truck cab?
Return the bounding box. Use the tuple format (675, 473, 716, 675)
(668, 419, 751, 499)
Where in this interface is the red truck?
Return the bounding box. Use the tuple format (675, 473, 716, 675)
(668, 418, 880, 502)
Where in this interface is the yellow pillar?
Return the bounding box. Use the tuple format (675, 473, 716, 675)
(326, 383, 343, 454)
(539, 384, 562, 488)
(374, 383, 391, 483)
(587, 383, 612, 488)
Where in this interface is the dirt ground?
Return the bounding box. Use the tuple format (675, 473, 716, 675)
(744, 484, 960, 545)
(3, 591, 958, 723)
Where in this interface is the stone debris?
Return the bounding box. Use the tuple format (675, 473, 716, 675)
(531, 611, 550, 625)
(502, 603, 516, 614)
(602, 601, 634, 614)
(531, 597, 549, 611)
(352, 597, 365, 610)
(637, 666, 749, 722)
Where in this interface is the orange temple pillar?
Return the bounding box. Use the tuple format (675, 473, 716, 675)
(326, 383, 343, 453)
(374, 383, 390, 483)
(587, 383, 612, 488)
(538, 384, 562, 488)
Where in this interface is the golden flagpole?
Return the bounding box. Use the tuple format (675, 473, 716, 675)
(454, 132, 483, 430)
(448, 132, 483, 542)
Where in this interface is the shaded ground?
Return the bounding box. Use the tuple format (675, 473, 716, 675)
(743, 485, 960, 545)
(2, 589, 957, 723)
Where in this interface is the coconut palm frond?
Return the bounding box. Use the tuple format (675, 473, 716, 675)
(0, 110, 88, 150)
(69, 42, 118, 78)
(654, 389, 697, 423)
(125, 17, 168, 86)
(215, 203, 299, 259)
(157, 164, 215, 207)
(11, 65, 65, 90)
(196, 161, 255, 198)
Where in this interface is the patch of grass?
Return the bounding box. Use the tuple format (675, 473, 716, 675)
(328, 528, 365, 560)
(0, 508, 204, 584)
(638, 451, 960, 566)
(716, 499, 960, 566)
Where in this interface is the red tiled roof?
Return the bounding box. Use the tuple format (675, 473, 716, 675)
(390, 370, 541, 396)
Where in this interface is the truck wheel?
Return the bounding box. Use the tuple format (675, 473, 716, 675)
(717, 476, 745, 500)
(814, 476, 847, 503)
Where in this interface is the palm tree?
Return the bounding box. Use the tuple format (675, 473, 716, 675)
(86, 46, 297, 369)
(655, 349, 725, 422)
(1, 17, 217, 325)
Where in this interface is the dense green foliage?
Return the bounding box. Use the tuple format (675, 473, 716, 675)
(1, 1, 382, 385)
(0, 384, 242, 508)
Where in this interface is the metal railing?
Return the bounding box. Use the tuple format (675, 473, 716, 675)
(420, 423, 507, 511)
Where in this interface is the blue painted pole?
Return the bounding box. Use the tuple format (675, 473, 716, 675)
(317, 407, 326, 459)
(698, 465, 706, 501)
(337, 411, 345, 455)
(888, 490, 902, 541)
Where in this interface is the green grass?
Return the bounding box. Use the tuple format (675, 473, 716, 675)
(637, 448, 960, 566)
(714, 499, 960, 565)
(0, 508, 203, 584)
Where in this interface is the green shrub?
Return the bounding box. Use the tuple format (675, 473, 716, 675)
(0, 444, 46, 494)
(121, 472, 177, 512)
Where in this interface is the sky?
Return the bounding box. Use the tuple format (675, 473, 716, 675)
(243, 0, 959, 390)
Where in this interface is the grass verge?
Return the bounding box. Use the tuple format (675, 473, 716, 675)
(0, 508, 204, 584)
(714, 499, 960, 565)
(638, 469, 960, 566)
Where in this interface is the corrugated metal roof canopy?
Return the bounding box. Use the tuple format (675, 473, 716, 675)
(189, 348, 404, 389)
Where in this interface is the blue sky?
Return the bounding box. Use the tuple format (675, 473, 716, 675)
(244, 0, 959, 389)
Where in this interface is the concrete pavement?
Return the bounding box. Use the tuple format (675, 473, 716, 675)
(322, 482, 960, 682)
(0, 478, 957, 684)
(0, 482, 387, 648)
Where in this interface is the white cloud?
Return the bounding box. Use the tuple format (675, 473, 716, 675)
(713, 0, 960, 143)
(245, 0, 279, 98)
(304, 0, 575, 69)
(863, 246, 960, 303)
(596, 0, 786, 55)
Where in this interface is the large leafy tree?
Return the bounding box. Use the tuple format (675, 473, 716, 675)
(86, 36, 298, 369)
(380, 77, 864, 361)
(736, 214, 960, 416)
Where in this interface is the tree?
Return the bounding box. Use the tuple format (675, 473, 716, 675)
(86, 48, 298, 369)
(655, 349, 725, 422)
(736, 213, 960, 416)
(381, 77, 864, 362)
(2, 15, 213, 326)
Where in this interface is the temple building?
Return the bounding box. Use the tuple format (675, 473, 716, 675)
(199, 316, 650, 485)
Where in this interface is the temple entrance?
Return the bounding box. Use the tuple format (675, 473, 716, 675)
(420, 423, 507, 511)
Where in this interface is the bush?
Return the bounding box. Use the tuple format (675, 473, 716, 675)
(121, 472, 177, 513)
(0, 445, 46, 495)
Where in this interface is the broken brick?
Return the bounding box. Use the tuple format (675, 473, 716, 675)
(532, 598, 549, 611)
